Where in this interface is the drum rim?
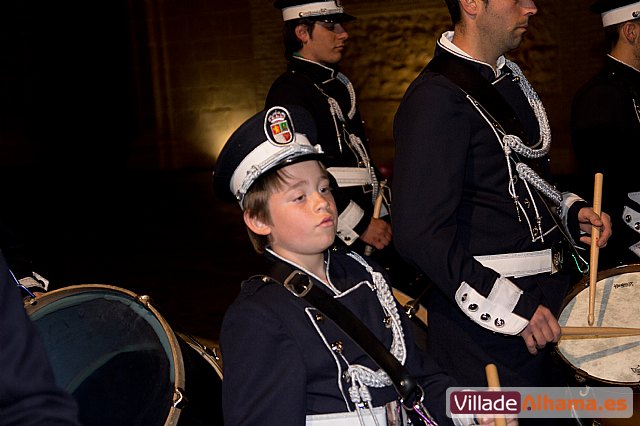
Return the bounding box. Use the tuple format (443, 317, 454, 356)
(25, 284, 188, 426)
(561, 263, 640, 305)
(556, 264, 640, 387)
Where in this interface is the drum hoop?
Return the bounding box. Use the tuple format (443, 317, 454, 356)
(562, 263, 640, 305)
(25, 284, 187, 425)
(556, 264, 640, 387)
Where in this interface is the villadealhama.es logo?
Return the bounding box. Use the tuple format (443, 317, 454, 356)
(446, 387, 633, 419)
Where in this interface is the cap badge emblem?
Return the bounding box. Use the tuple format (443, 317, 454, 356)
(265, 107, 294, 145)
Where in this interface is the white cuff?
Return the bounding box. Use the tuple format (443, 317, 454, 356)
(455, 279, 528, 335)
(336, 201, 363, 245)
(559, 192, 584, 245)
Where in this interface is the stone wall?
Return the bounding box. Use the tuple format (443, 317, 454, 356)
(0, 0, 607, 176)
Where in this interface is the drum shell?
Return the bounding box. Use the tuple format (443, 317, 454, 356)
(25, 284, 223, 426)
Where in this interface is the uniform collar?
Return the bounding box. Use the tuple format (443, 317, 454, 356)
(289, 55, 339, 82)
(438, 31, 507, 79)
(606, 54, 640, 79)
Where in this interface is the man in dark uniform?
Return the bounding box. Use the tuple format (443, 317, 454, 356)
(0, 250, 80, 425)
(571, 0, 640, 270)
(265, 1, 392, 255)
(392, 0, 611, 404)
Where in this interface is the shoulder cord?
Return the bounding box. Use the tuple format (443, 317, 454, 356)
(466, 61, 561, 242)
(309, 72, 380, 202)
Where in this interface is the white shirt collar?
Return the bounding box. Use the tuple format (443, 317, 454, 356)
(439, 31, 507, 78)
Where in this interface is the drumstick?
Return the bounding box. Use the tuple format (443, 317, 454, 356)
(485, 364, 507, 426)
(364, 180, 387, 256)
(588, 173, 603, 326)
(561, 326, 640, 338)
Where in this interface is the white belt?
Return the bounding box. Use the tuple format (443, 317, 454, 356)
(327, 166, 372, 187)
(306, 406, 387, 426)
(474, 249, 555, 278)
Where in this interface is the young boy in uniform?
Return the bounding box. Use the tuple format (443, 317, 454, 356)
(213, 105, 514, 426)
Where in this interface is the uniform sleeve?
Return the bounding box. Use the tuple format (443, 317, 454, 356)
(393, 78, 532, 335)
(220, 296, 307, 425)
(0, 252, 80, 426)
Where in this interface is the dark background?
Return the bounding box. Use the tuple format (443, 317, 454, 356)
(0, 0, 606, 343)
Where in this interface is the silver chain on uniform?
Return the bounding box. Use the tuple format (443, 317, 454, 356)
(325, 73, 379, 202)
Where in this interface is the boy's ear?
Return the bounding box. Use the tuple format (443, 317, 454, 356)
(244, 211, 271, 236)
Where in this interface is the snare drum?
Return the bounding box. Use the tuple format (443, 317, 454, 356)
(557, 265, 640, 426)
(25, 284, 223, 426)
(557, 265, 640, 386)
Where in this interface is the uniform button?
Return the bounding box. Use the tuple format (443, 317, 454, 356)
(344, 236, 351, 241)
(315, 312, 324, 322)
(481, 313, 491, 321)
(495, 318, 505, 328)
(625, 215, 632, 223)
(337, 230, 342, 234)
(383, 316, 392, 328)
(524, 198, 530, 208)
(331, 340, 343, 354)
(635, 222, 640, 231)
(461, 293, 468, 302)
(468, 303, 478, 312)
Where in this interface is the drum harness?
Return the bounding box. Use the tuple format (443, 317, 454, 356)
(264, 252, 439, 426)
(426, 51, 590, 277)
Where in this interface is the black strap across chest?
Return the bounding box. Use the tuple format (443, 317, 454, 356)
(266, 260, 433, 420)
(426, 54, 528, 141)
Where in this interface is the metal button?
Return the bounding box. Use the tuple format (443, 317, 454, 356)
(383, 316, 392, 328)
(495, 318, 505, 328)
(461, 293, 468, 302)
(331, 340, 343, 354)
(315, 312, 324, 322)
(480, 313, 491, 321)
(468, 303, 478, 312)
(344, 236, 351, 241)
(625, 214, 632, 223)
(635, 222, 640, 231)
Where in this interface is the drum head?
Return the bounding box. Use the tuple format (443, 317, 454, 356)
(26, 285, 184, 426)
(557, 265, 640, 386)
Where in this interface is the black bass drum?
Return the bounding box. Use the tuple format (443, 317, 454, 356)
(24, 284, 223, 426)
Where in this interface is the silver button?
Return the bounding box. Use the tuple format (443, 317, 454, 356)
(481, 313, 491, 321)
(468, 303, 478, 312)
(383, 316, 392, 328)
(461, 293, 468, 302)
(495, 318, 505, 328)
(331, 340, 343, 354)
